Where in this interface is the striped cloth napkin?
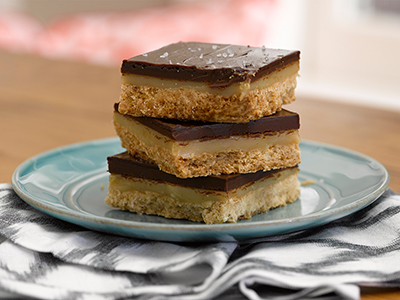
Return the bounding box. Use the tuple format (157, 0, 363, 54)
(0, 183, 399, 300)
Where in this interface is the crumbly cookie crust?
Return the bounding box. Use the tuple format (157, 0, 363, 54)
(118, 73, 297, 123)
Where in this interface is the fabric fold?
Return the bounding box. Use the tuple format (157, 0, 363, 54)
(0, 184, 400, 299)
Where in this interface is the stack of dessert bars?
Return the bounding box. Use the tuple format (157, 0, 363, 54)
(105, 42, 301, 224)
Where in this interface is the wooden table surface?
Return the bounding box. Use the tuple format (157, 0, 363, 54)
(1, 51, 400, 299)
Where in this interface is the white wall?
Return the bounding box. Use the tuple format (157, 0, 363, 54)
(269, 0, 400, 111)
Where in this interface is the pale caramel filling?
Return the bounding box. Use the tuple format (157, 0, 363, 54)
(114, 112, 300, 158)
(121, 62, 299, 97)
(109, 167, 298, 204)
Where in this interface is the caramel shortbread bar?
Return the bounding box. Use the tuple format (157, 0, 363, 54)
(106, 152, 300, 224)
(113, 103, 301, 178)
(119, 42, 300, 123)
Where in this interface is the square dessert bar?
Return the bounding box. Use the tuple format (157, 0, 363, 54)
(106, 152, 300, 224)
(113, 104, 301, 178)
(118, 42, 300, 123)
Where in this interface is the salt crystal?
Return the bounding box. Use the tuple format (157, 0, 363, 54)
(228, 53, 234, 57)
(160, 52, 169, 58)
(212, 45, 218, 50)
(222, 53, 227, 58)
(199, 53, 203, 59)
(143, 53, 148, 57)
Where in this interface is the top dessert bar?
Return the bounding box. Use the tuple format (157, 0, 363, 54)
(118, 42, 300, 123)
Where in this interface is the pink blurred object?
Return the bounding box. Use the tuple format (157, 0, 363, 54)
(0, 0, 277, 65)
(0, 11, 42, 53)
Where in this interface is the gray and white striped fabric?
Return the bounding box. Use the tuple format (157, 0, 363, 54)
(0, 183, 399, 300)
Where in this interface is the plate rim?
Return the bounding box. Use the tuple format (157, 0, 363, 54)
(11, 137, 390, 234)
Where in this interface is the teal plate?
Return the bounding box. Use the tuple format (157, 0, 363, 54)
(12, 138, 390, 242)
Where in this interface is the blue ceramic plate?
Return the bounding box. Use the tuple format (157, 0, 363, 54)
(12, 137, 390, 242)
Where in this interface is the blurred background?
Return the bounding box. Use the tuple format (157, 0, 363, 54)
(1, 0, 400, 111)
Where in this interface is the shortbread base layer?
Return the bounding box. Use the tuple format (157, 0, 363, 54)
(114, 120, 301, 178)
(105, 168, 300, 224)
(118, 71, 298, 123)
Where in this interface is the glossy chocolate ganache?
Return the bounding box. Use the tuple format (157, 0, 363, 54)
(108, 152, 298, 192)
(114, 103, 300, 141)
(121, 42, 300, 88)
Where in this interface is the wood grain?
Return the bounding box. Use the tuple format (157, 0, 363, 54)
(1, 51, 400, 299)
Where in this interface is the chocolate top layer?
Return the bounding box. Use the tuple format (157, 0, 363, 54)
(108, 152, 296, 192)
(115, 103, 300, 141)
(121, 42, 300, 88)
